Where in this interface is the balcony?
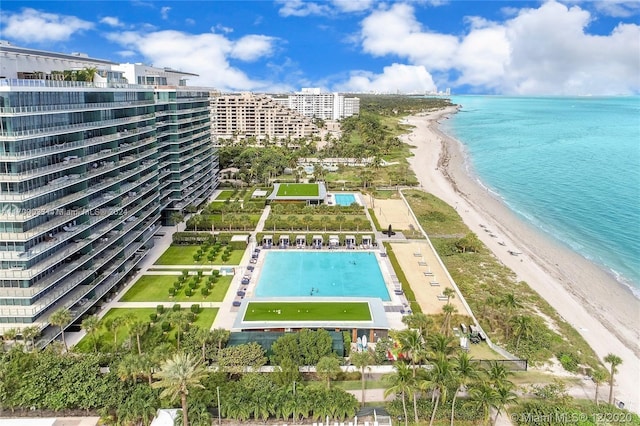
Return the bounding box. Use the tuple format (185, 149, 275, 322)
(0, 113, 155, 140)
(0, 99, 155, 116)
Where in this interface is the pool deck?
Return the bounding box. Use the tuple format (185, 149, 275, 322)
(213, 246, 407, 331)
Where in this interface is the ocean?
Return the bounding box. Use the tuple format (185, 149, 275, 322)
(441, 96, 640, 296)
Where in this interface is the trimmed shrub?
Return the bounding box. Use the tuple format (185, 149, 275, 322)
(189, 282, 197, 290)
(200, 288, 209, 296)
(185, 288, 193, 297)
(168, 288, 176, 297)
(161, 321, 171, 332)
(191, 304, 201, 314)
(157, 305, 165, 314)
(149, 313, 158, 322)
(187, 312, 196, 322)
(173, 281, 181, 290)
(172, 304, 181, 311)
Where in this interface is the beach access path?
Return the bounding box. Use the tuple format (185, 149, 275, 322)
(403, 107, 640, 413)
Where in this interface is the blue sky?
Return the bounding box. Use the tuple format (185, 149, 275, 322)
(1, 0, 639, 95)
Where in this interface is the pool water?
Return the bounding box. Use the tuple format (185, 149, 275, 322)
(255, 251, 390, 301)
(334, 193, 357, 206)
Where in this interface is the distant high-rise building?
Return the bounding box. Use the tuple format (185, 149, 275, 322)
(271, 88, 360, 120)
(212, 92, 319, 142)
(0, 43, 217, 343)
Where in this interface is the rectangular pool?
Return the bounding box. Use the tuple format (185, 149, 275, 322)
(254, 251, 390, 301)
(334, 193, 357, 206)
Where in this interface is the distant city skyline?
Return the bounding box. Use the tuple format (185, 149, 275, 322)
(1, 0, 639, 95)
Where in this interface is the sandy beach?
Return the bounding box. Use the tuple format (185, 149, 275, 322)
(403, 107, 640, 412)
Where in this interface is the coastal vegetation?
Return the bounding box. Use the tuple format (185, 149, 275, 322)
(244, 301, 372, 321)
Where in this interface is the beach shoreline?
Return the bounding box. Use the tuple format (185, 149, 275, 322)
(402, 106, 640, 412)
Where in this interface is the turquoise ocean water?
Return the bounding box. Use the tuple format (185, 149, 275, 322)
(441, 96, 640, 296)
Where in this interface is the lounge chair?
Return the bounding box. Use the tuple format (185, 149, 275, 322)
(418, 261, 427, 266)
(423, 271, 434, 276)
(430, 281, 440, 286)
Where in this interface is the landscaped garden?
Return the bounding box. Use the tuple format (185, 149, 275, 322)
(244, 301, 372, 321)
(74, 306, 218, 353)
(264, 202, 371, 232)
(119, 273, 233, 302)
(155, 244, 244, 265)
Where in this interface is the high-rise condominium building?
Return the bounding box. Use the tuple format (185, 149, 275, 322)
(0, 43, 217, 344)
(212, 92, 319, 143)
(271, 88, 360, 121)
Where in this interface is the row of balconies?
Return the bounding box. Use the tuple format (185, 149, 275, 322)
(0, 113, 156, 140)
(0, 100, 155, 116)
(0, 125, 156, 161)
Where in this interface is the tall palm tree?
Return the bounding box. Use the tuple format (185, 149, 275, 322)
(335, 215, 346, 232)
(169, 311, 190, 350)
(604, 353, 622, 405)
(384, 362, 413, 426)
(22, 326, 40, 352)
(499, 293, 522, 339)
(486, 361, 514, 390)
(49, 308, 72, 351)
(2, 328, 18, 348)
(152, 352, 208, 426)
(402, 312, 434, 340)
(450, 352, 481, 426)
(396, 329, 424, 424)
(465, 382, 499, 426)
(350, 350, 374, 407)
(442, 287, 456, 305)
(316, 356, 341, 389)
(591, 369, 607, 406)
(81, 315, 100, 353)
(427, 333, 456, 359)
(493, 382, 518, 424)
(510, 315, 534, 351)
(170, 212, 184, 232)
(440, 304, 458, 336)
(130, 320, 149, 355)
(428, 354, 454, 426)
(105, 316, 124, 352)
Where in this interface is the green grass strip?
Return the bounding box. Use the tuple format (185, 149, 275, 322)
(383, 242, 422, 314)
(244, 302, 371, 321)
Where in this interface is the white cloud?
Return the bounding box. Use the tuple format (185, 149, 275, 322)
(335, 63, 437, 93)
(1, 8, 93, 43)
(117, 50, 137, 58)
(212, 24, 233, 34)
(356, 0, 640, 95)
(161, 6, 171, 20)
(105, 29, 280, 91)
(276, 0, 373, 17)
(231, 35, 276, 61)
(564, 0, 640, 18)
(100, 16, 124, 27)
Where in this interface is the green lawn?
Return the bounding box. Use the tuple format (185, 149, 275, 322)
(244, 302, 371, 321)
(276, 183, 319, 197)
(74, 307, 218, 352)
(120, 274, 233, 302)
(155, 245, 245, 265)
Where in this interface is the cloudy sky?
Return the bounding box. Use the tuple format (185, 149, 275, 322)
(1, 0, 639, 95)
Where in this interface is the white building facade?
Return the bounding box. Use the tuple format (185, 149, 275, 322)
(271, 88, 360, 121)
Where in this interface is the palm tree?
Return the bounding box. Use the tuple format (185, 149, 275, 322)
(105, 316, 124, 352)
(384, 362, 413, 426)
(239, 214, 250, 231)
(169, 311, 190, 350)
(49, 308, 72, 351)
(486, 361, 514, 390)
(499, 293, 522, 339)
(604, 353, 622, 405)
(191, 215, 204, 232)
(426, 333, 457, 359)
(81, 315, 100, 353)
(428, 354, 453, 426)
(493, 382, 518, 424)
(396, 329, 424, 423)
(442, 287, 456, 305)
(335, 215, 346, 232)
(2, 328, 18, 348)
(152, 353, 208, 426)
(210, 328, 230, 358)
(316, 356, 341, 389)
(591, 368, 607, 406)
(402, 312, 434, 340)
(510, 315, 534, 351)
(440, 303, 458, 336)
(465, 382, 499, 426)
(170, 212, 184, 232)
(450, 352, 481, 426)
(22, 326, 40, 352)
(130, 320, 149, 355)
(118, 353, 145, 382)
(350, 350, 374, 407)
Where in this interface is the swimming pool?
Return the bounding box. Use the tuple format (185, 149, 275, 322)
(334, 193, 357, 206)
(255, 251, 390, 301)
